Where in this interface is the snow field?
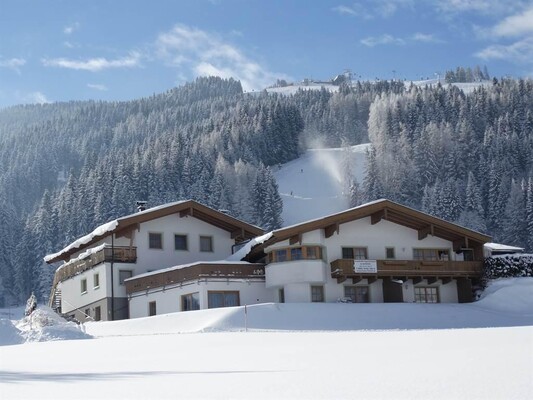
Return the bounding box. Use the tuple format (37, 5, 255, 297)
(1, 278, 532, 399)
(1, 327, 532, 399)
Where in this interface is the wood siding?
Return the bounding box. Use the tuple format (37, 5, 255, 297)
(126, 263, 265, 294)
(331, 259, 483, 281)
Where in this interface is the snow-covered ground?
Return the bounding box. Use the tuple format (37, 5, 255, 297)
(408, 78, 492, 93)
(275, 143, 369, 226)
(1, 278, 532, 399)
(264, 82, 339, 95)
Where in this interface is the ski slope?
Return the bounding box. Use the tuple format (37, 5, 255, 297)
(275, 143, 370, 227)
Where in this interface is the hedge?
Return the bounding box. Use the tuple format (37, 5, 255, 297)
(483, 254, 533, 279)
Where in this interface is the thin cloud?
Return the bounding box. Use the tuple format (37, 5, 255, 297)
(492, 6, 533, 37)
(474, 5, 533, 67)
(476, 37, 533, 63)
(155, 24, 289, 91)
(42, 52, 141, 72)
(21, 91, 51, 104)
(376, 0, 414, 17)
(411, 33, 445, 43)
(332, 5, 363, 17)
(333, 1, 412, 19)
(361, 34, 406, 47)
(64, 22, 80, 35)
(436, 0, 527, 15)
(0, 58, 26, 73)
(87, 83, 108, 91)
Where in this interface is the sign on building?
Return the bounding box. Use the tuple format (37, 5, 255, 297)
(353, 260, 377, 274)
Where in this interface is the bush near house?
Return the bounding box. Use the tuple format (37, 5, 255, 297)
(483, 255, 533, 279)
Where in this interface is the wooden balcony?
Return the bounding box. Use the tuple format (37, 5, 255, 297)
(53, 246, 137, 285)
(126, 263, 265, 294)
(330, 259, 483, 283)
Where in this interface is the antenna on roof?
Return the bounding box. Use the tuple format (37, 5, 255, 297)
(136, 201, 147, 212)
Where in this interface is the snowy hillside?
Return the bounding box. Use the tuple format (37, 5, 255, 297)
(1, 278, 532, 399)
(408, 78, 492, 93)
(264, 82, 339, 95)
(275, 143, 370, 226)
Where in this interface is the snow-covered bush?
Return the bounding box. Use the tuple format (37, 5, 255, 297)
(16, 306, 92, 342)
(483, 254, 533, 280)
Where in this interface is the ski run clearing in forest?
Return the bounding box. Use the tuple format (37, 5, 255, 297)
(275, 143, 370, 226)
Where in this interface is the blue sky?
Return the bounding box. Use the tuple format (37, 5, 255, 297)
(1, 0, 532, 108)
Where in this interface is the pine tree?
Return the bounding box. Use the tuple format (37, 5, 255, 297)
(362, 147, 383, 202)
(525, 178, 533, 251)
(501, 179, 527, 247)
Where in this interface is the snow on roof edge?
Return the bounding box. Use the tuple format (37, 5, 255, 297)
(225, 232, 274, 262)
(484, 242, 525, 251)
(44, 220, 118, 263)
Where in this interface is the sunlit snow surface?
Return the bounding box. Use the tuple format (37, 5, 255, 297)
(1, 278, 532, 399)
(275, 144, 370, 226)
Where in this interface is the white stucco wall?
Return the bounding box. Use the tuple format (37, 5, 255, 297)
(265, 260, 327, 288)
(59, 213, 239, 313)
(59, 263, 107, 314)
(128, 279, 273, 319)
(324, 218, 455, 261)
(264, 217, 460, 304)
(134, 214, 236, 270)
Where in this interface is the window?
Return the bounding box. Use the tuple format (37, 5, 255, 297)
(148, 301, 157, 316)
(119, 270, 133, 285)
(344, 286, 370, 303)
(275, 249, 287, 262)
(174, 234, 188, 251)
(81, 279, 87, 294)
(93, 273, 100, 289)
(311, 286, 324, 302)
(149, 232, 163, 249)
(414, 287, 439, 303)
(342, 247, 367, 259)
(279, 288, 285, 303)
(306, 247, 318, 259)
(200, 236, 213, 252)
(182, 292, 200, 311)
(269, 246, 322, 263)
(208, 291, 240, 308)
(385, 247, 395, 259)
(290, 247, 303, 260)
(413, 249, 449, 261)
(85, 309, 90, 319)
(94, 306, 101, 321)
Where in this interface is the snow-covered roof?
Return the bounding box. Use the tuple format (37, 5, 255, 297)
(44, 199, 264, 264)
(44, 222, 117, 263)
(484, 243, 524, 252)
(245, 198, 492, 259)
(225, 232, 273, 262)
(54, 243, 108, 273)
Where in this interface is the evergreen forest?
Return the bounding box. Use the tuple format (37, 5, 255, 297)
(0, 75, 531, 306)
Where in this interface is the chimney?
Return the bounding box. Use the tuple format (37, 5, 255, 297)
(136, 201, 147, 212)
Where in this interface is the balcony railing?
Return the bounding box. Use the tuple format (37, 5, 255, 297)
(330, 259, 483, 282)
(53, 246, 137, 285)
(126, 263, 265, 294)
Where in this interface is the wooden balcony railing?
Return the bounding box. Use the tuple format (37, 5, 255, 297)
(52, 246, 137, 285)
(330, 259, 483, 282)
(126, 263, 265, 294)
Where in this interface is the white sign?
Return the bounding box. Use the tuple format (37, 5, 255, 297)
(353, 260, 377, 274)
